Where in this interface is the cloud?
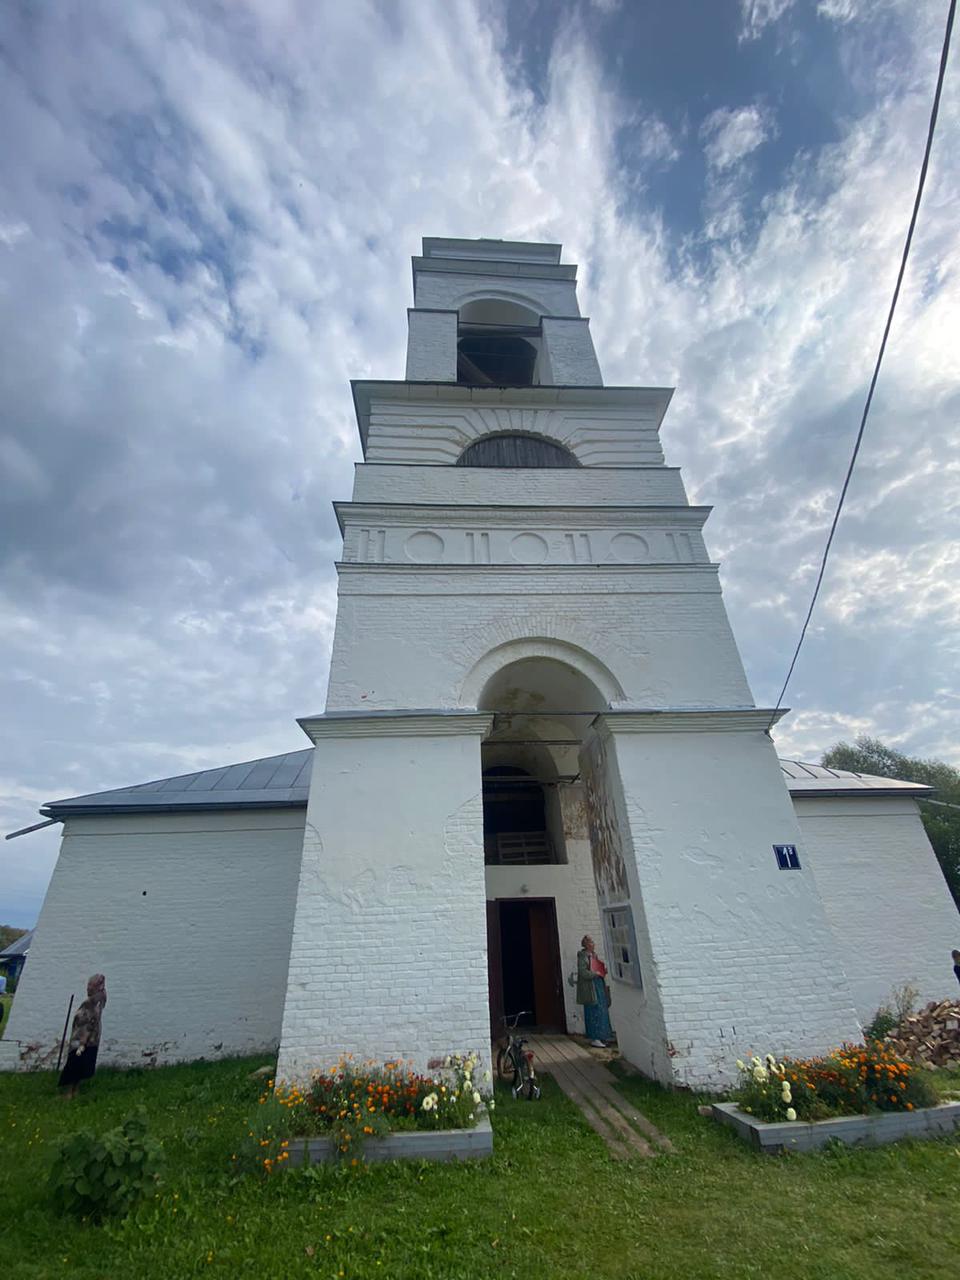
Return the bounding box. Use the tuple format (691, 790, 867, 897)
(1, 0, 958, 922)
(738, 0, 797, 42)
(817, 0, 862, 21)
(701, 104, 776, 171)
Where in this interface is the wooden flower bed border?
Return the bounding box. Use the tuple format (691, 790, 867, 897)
(711, 1100, 960, 1154)
(285, 1113, 493, 1166)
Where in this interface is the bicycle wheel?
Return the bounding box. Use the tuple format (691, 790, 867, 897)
(496, 1044, 515, 1082)
(520, 1057, 541, 1101)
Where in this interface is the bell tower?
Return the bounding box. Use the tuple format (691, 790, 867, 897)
(276, 238, 859, 1087)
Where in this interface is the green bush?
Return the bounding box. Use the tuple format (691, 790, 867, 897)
(864, 1006, 898, 1043)
(49, 1108, 164, 1219)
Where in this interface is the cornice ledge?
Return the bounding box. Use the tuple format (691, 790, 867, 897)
(298, 710, 495, 741)
(597, 708, 787, 733)
(335, 562, 720, 574)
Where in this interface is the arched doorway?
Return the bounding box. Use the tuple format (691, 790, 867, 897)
(477, 655, 610, 1037)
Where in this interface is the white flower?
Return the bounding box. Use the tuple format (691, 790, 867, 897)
(472, 1090, 482, 1105)
(781, 1085, 792, 1103)
(765, 1053, 776, 1066)
(487, 1099, 495, 1111)
(752, 1066, 768, 1084)
(421, 1093, 438, 1112)
(443, 1055, 451, 1067)
(483, 1070, 491, 1082)
(751, 1056, 763, 1069)
(735, 1059, 745, 1071)
(785, 1107, 797, 1122)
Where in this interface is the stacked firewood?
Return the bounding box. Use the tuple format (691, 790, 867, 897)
(884, 999, 960, 1067)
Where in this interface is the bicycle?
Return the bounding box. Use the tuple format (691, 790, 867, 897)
(495, 1011, 541, 1100)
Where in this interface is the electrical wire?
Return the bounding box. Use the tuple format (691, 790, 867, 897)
(770, 0, 956, 729)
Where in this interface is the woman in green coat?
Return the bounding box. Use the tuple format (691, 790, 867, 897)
(577, 936, 613, 1047)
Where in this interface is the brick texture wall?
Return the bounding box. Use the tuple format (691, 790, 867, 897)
(276, 731, 492, 1084)
(1, 810, 304, 1069)
(794, 796, 960, 1021)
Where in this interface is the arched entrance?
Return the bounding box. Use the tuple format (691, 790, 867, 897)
(476, 655, 610, 1038)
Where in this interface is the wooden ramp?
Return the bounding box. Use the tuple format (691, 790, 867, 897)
(528, 1035, 674, 1160)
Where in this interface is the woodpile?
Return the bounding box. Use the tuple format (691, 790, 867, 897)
(885, 999, 960, 1068)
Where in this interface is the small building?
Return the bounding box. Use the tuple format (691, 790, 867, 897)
(2, 238, 957, 1086)
(0, 929, 33, 990)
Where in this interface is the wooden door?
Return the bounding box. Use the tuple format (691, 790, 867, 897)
(486, 901, 504, 1041)
(528, 899, 566, 1031)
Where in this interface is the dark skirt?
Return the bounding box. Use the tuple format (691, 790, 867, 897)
(58, 1044, 99, 1089)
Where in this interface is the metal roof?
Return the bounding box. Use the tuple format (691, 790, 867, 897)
(0, 929, 33, 958)
(778, 760, 932, 798)
(37, 749, 930, 818)
(41, 749, 313, 817)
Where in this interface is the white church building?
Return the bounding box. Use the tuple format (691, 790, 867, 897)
(4, 237, 957, 1088)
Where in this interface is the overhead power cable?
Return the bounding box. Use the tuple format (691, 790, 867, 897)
(770, 0, 956, 729)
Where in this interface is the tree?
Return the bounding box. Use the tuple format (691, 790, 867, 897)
(822, 736, 960, 911)
(0, 925, 27, 952)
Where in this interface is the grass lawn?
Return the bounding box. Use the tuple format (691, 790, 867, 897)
(1, 1057, 958, 1280)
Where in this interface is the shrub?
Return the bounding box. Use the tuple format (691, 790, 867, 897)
(890, 981, 920, 1024)
(235, 1085, 296, 1175)
(732, 1043, 937, 1123)
(49, 1109, 163, 1219)
(865, 1005, 898, 1043)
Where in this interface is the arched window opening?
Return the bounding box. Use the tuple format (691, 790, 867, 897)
(457, 298, 542, 388)
(482, 766, 553, 866)
(456, 433, 580, 469)
(457, 332, 537, 386)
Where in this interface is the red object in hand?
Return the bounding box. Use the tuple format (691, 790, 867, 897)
(590, 954, 607, 978)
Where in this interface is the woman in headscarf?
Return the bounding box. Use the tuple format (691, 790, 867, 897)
(58, 973, 107, 1098)
(576, 936, 613, 1048)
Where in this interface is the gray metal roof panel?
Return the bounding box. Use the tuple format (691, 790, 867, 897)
(779, 759, 932, 796)
(39, 749, 929, 817)
(42, 749, 314, 816)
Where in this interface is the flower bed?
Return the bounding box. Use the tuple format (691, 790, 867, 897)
(712, 1043, 960, 1152)
(732, 1044, 936, 1124)
(712, 1100, 960, 1153)
(237, 1053, 494, 1171)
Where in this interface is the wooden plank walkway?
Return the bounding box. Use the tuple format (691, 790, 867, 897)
(528, 1035, 674, 1160)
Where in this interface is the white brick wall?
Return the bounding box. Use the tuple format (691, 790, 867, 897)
(540, 317, 603, 385)
(413, 270, 580, 318)
(1, 810, 304, 1069)
(602, 725, 861, 1088)
(793, 796, 959, 1021)
(405, 310, 457, 381)
(276, 728, 492, 1084)
(351, 463, 690, 507)
(324, 583, 755, 712)
(364, 400, 665, 467)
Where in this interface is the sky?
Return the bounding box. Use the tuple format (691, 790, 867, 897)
(1, 0, 958, 926)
